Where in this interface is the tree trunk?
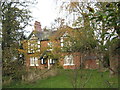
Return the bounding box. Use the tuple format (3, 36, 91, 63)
(109, 54, 119, 76)
(98, 53, 104, 72)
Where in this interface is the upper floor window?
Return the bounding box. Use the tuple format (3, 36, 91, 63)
(60, 36, 72, 52)
(28, 40, 41, 53)
(48, 42, 53, 47)
(47, 42, 53, 51)
(60, 37, 64, 47)
(38, 41, 40, 44)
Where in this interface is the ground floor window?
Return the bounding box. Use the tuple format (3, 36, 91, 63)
(30, 57, 39, 66)
(41, 58, 47, 64)
(64, 55, 74, 66)
(49, 59, 55, 64)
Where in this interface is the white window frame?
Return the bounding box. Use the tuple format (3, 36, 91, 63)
(28, 49, 31, 53)
(41, 58, 44, 64)
(30, 57, 39, 66)
(53, 60, 55, 63)
(38, 41, 40, 44)
(47, 42, 53, 51)
(60, 37, 64, 47)
(50, 59, 52, 64)
(33, 50, 35, 53)
(64, 55, 74, 66)
(96, 59, 99, 65)
(38, 45, 40, 48)
(37, 49, 40, 52)
(48, 42, 53, 47)
(28, 41, 30, 46)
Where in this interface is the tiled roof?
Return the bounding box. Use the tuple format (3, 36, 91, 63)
(27, 30, 53, 40)
(27, 25, 80, 41)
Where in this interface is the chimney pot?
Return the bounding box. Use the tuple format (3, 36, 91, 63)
(34, 21, 42, 32)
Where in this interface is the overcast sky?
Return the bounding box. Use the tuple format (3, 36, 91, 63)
(24, 0, 81, 36)
(25, 0, 58, 35)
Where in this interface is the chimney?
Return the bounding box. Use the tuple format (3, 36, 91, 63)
(34, 21, 42, 32)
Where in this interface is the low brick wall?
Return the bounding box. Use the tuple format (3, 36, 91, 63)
(63, 65, 76, 69)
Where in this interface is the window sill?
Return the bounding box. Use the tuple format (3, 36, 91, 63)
(30, 64, 39, 66)
(63, 64, 74, 66)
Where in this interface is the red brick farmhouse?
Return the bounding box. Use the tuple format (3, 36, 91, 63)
(21, 21, 99, 69)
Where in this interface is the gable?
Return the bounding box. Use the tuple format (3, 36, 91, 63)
(27, 31, 42, 40)
(27, 31, 35, 40)
(29, 33, 38, 40)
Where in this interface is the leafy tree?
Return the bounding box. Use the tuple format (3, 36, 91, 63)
(58, 2, 97, 67)
(1, 1, 34, 79)
(88, 2, 120, 75)
(2, 2, 32, 61)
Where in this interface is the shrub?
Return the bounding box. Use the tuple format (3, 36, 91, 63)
(3, 60, 26, 81)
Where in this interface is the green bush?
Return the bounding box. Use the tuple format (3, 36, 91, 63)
(3, 60, 27, 81)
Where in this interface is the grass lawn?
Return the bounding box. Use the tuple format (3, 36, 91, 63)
(3, 69, 118, 88)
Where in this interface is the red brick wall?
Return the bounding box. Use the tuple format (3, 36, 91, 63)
(40, 40, 48, 52)
(25, 37, 99, 70)
(84, 60, 99, 69)
(34, 21, 42, 32)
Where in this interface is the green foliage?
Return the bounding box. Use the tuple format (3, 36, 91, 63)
(90, 2, 120, 36)
(2, 1, 33, 61)
(3, 69, 118, 88)
(63, 28, 97, 54)
(110, 37, 120, 54)
(88, 2, 120, 73)
(90, 2, 120, 54)
(1, 1, 34, 79)
(3, 60, 26, 81)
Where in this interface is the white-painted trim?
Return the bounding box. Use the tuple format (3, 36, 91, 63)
(28, 50, 31, 53)
(64, 55, 74, 65)
(60, 37, 64, 47)
(48, 59, 50, 69)
(30, 64, 39, 66)
(60, 37, 63, 42)
(41, 59, 44, 64)
(50, 59, 52, 63)
(63, 64, 75, 66)
(38, 45, 40, 48)
(38, 41, 40, 44)
(30, 57, 39, 66)
(61, 43, 64, 47)
(53, 60, 55, 63)
(28, 42, 30, 46)
(33, 50, 35, 53)
(47, 48, 53, 51)
(37, 49, 40, 52)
